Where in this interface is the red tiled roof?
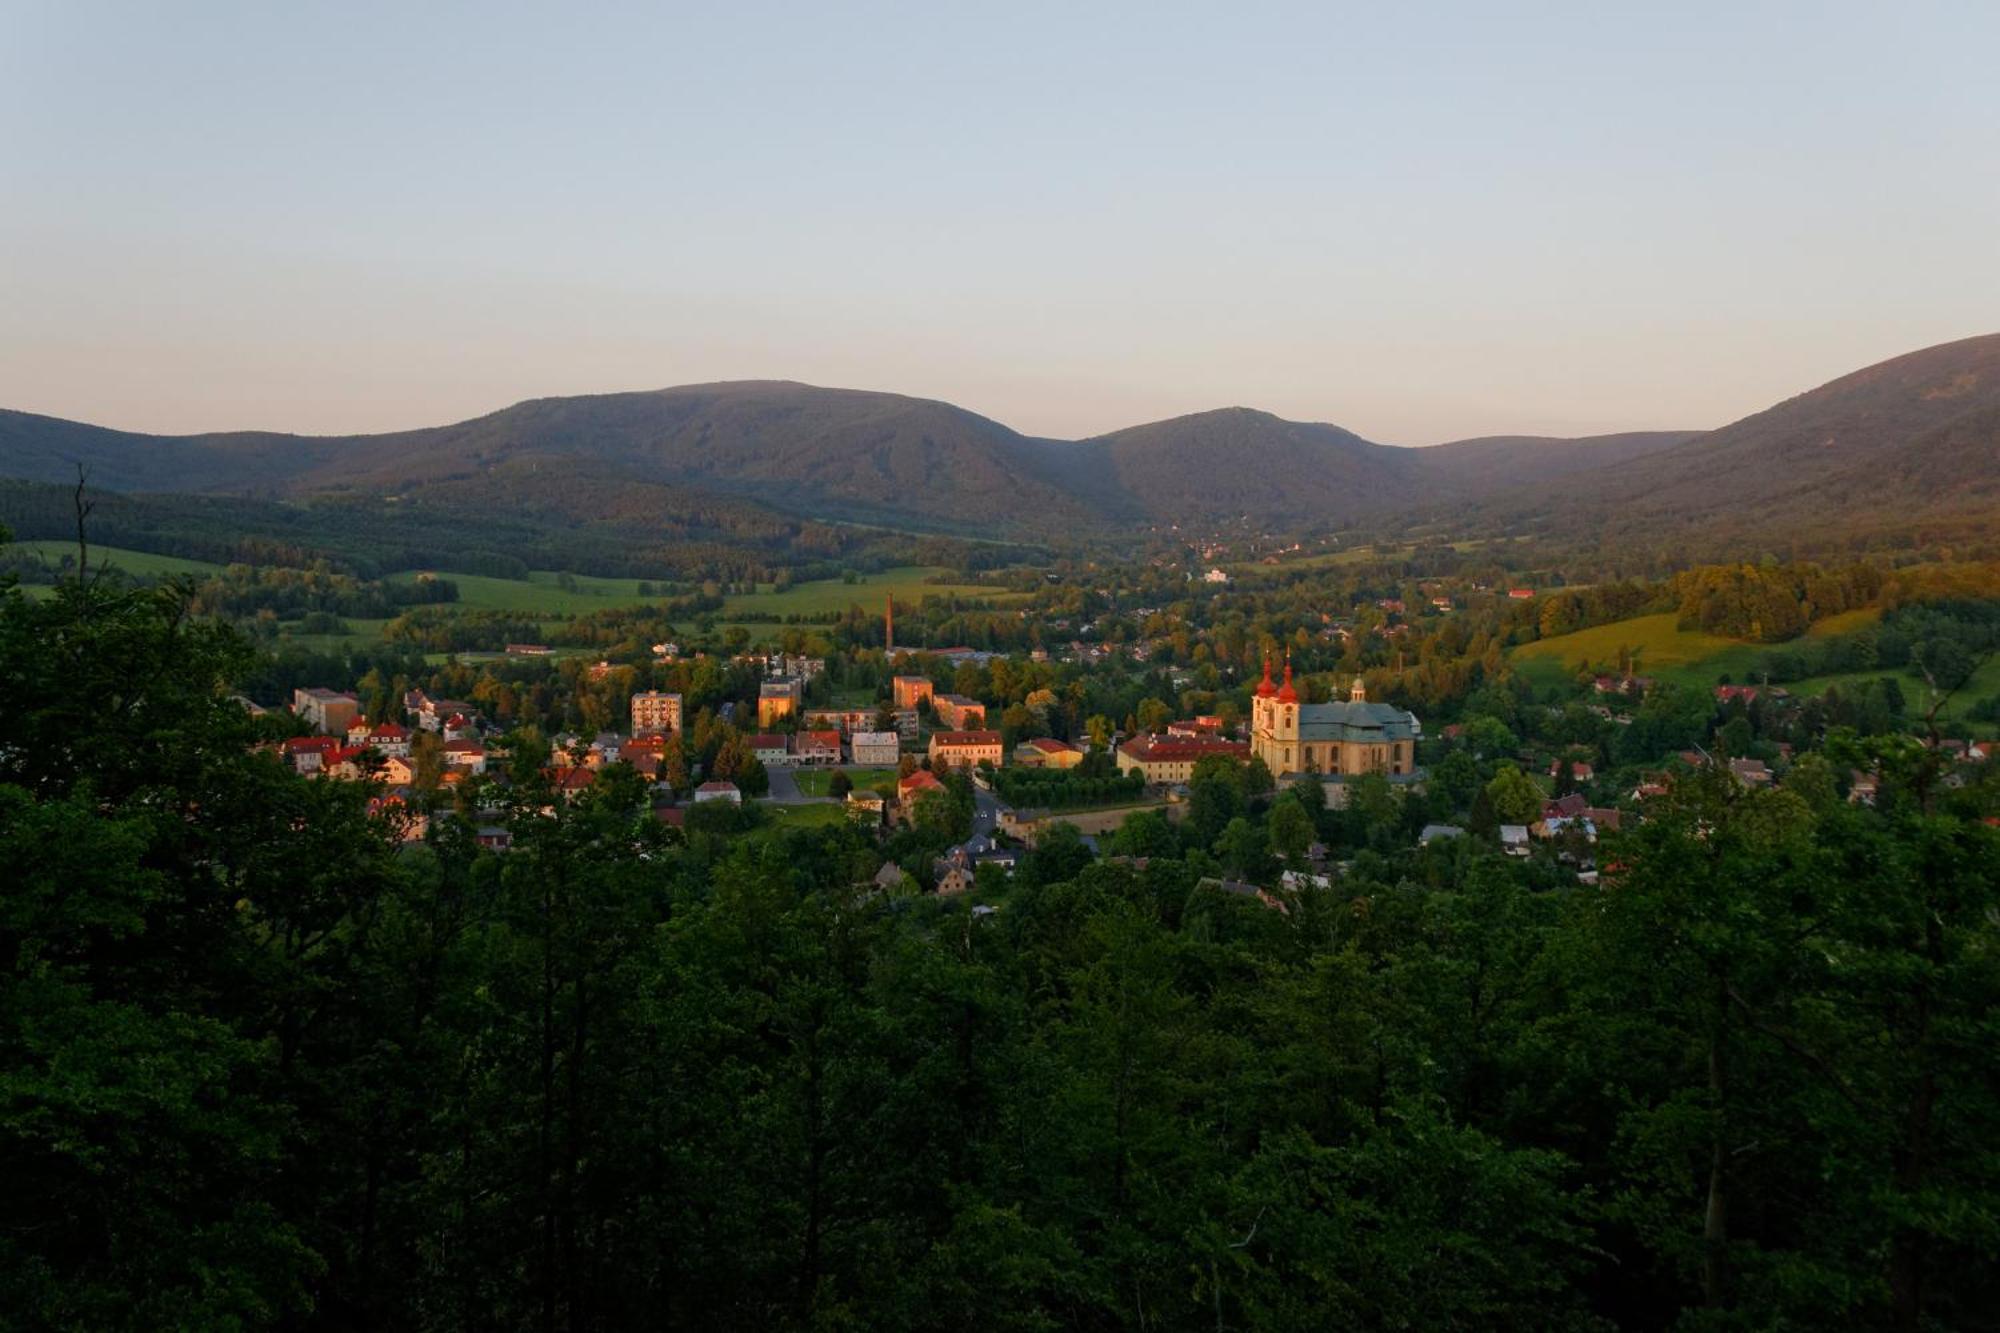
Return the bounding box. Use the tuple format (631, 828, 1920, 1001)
(746, 733, 788, 750)
(1119, 736, 1249, 763)
(796, 730, 842, 749)
(899, 770, 945, 795)
(929, 730, 1003, 746)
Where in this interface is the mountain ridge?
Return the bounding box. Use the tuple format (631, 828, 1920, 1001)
(3, 334, 1996, 546)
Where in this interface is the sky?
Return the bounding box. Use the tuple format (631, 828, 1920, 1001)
(3, 1, 1997, 445)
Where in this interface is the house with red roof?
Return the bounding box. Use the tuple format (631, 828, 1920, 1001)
(927, 730, 1004, 771)
(694, 780, 741, 804)
(793, 731, 842, 766)
(1116, 734, 1249, 784)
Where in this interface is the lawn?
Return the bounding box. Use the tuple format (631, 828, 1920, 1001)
(794, 767, 899, 797)
(14, 540, 224, 580)
(751, 803, 854, 838)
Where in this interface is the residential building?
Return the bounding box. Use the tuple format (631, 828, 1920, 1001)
(1247, 660, 1419, 781)
(746, 734, 791, 766)
(898, 768, 946, 806)
(292, 687, 360, 736)
(849, 730, 900, 766)
(694, 780, 742, 804)
(802, 707, 877, 735)
(631, 690, 684, 735)
(928, 730, 1004, 771)
(892, 675, 935, 711)
(845, 790, 887, 824)
(441, 739, 487, 773)
(793, 730, 842, 766)
(757, 678, 803, 728)
(282, 734, 341, 774)
(933, 693, 987, 730)
(1117, 734, 1250, 784)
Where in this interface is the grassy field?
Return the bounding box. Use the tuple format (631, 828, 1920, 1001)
(1510, 606, 1996, 734)
(1511, 609, 1884, 690)
(1511, 613, 1750, 689)
(14, 540, 224, 580)
(386, 569, 661, 615)
(752, 804, 854, 838)
(718, 566, 1022, 619)
(793, 767, 899, 797)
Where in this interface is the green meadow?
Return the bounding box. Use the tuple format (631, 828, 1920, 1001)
(14, 540, 224, 580)
(1511, 609, 1884, 690)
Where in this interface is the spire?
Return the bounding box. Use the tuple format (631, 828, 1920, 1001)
(1277, 650, 1297, 703)
(1255, 652, 1276, 698)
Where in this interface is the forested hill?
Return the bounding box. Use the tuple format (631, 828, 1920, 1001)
(2, 334, 1998, 548)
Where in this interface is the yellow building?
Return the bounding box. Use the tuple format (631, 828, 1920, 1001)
(1247, 658, 1419, 780)
(1015, 737, 1085, 769)
(927, 729, 1004, 771)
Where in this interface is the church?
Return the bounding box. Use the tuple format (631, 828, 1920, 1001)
(1249, 656, 1421, 782)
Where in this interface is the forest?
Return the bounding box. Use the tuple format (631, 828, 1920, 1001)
(5, 553, 1999, 1331)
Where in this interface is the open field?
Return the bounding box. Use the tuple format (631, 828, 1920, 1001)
(1511, 605, 1994, 734)
(1511, 609, 1885, 690)
(793, 767, 898, 797)
(1511, 614, 1749, 689)
(385, 569, 661, 615)
(14, 540, 224, 580)
(717, 566, 1024, 619)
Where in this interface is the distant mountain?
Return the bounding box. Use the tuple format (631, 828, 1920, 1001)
(1414, 431, 1698, 488)
(1086, 408, 1416, 526)
(2, 334, 1995, 550)
(1565, 333, 2000, 527)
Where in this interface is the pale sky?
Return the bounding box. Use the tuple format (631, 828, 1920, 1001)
(3, 1, 1996, 444)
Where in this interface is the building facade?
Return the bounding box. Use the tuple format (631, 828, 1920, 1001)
(850, 730, 901, 766)
(1116, 735, 1250, 784)
(757, 678, 803, 728)
(927, 729, 1004, 771)
(1247, 658, 1419, 781)
(933, 693, 988, 730)
(630, 690, 684, 735)
(891, 675, 935, 711)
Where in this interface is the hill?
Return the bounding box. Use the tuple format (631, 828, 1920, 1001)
(1086, 408, 1415, 526)
(1489, 334, 2000, 544)
(3, 334, 1997, 552)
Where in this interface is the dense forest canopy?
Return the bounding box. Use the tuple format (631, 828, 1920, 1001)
(3, 533, 1999, 1330)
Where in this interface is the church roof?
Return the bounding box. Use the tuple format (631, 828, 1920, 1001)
(1292, 699, 1420, 743)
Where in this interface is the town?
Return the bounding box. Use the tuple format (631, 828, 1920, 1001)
(268, 571, 1997, 900)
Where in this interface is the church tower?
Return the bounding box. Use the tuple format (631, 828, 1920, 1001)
(1275, 653, 1298, 741)
(1350, 675, 1366, 703)
(1253, 653, 1276, 736)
